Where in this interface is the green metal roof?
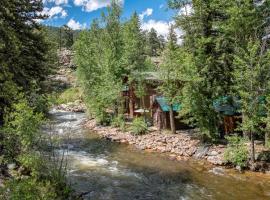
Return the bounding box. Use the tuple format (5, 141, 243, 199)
(213, 96, 241, 116)
(156, 97, 181, 112)
(213, 96, 266, 116)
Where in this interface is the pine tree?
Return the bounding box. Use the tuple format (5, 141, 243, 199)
(122, 12, 147, 117)
(233, 41, 270, 163)
(147, 28, 160, 57)
(169, 0, 232, 137)
(62, 25, 74, 49)
(0, 0, 52, 121)
(169, 0, 270, 140)
(122, 13, 146, 75)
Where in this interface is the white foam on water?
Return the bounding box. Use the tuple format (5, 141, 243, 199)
(56, 150, 142, 179)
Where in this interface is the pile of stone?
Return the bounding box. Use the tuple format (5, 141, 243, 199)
(84, 119, 227, 166)
(58, 48, 75, 69)
(55, 100, 86, 113)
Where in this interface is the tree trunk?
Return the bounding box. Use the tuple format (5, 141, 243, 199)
(169, 104, 176, 134)
(265, 132, 270, 147)
(250, 131, 255, 163)
(242, 114, 250, 138)
(129, 86, 135, 118)
(142, 97, 146, 122)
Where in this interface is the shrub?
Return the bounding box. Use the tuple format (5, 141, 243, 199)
(224, 135, 249, 168)
(3, 99, 44, 160)
(1, 178, 58, 200)
(48, 87, 83, 106)
(58, 87, 82, 104)
(130, 117, 148, 135)
(111, 115, 126, 131)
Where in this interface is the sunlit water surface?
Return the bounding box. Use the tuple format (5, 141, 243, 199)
(45, 110, 270, 200)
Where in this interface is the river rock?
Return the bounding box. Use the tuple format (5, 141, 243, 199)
(169, 154, 177, 161)
(207, 155, 225, 165)
(194, 145, 210, 159)
(209, 167, 225, 176)
(7, 163, 16, 170)
(208, 150, 219, 156)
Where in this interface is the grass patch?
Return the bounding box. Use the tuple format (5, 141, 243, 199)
(48, 87, 83, 105)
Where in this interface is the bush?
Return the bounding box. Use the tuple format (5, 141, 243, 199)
(1, 178, 58, 200)
(58, 87, 82, 104)
(1, 98, 73, 200)
(224, 135, 249, 168)
(111, 115, 126, 131)
(48, 87, 82, 106)
(130, 117, 148, 135)
(3, 99, 44, 160)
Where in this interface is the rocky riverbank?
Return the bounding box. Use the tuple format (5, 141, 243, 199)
(54, 100, 86, 113)
(84, 119, 227, 166)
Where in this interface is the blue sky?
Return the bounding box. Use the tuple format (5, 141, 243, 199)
(41, 0, 179, 37)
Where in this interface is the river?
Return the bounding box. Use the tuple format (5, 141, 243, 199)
(46, 109, 270, 200)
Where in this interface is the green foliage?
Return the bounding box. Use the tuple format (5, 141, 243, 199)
(75, 2, 149, 121)
(130, 117, 148, 135)
(233, 41, 270, 135)
(146, 28, 162, 57)
(0, 98, 73, 199)
(44, 25, 78, 50)
(122, 13, 146, 75)
(224, 136, 249, 167)
(158, 25, 182, 105)
(112, 115, 126, 131)
(2, 178, 58, 200)
(3, 99, 44, 160)
(0, 0, 55, 121)
(58, 87, 82, 104)
(168, 0, 270, 140)
(62, 25, 74, 49)
(0, 1, 74, 198)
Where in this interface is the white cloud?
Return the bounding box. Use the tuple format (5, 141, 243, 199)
(67, 19, 86, 30)
(179, 4, 193, 16)
(141, 20, 183, 42)
(139, 8, 153, 20)
(73, 0, 124, 12)
(40, 6, 68, 18)
(43, 0, 69, 5)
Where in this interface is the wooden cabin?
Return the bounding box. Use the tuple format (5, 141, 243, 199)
(122, 72, 160, 119)
(151, 96, 187, 130)
(213, 96, 242, 135)
(122, 72, 189, 131)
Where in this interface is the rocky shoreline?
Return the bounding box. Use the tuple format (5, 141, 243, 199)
(53, 99, 270, 172)
(84, 119, 227, 166)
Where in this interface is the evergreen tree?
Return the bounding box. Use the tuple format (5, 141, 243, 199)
(169, 0, 270, 140)
(169, 0, 232, 137)
(122, 13, 147, 116)
(233, 41, 270, 162)
(0, 0, 52, 122)
(62, 25, 74, 49)
(147, 28, 160, 57)
(122, 13, 146, 75)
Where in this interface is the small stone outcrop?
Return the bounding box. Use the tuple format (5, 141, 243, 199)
(58, 48, 75, 69)
(55, 100, 86, 113)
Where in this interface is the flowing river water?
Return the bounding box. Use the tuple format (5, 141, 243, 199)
(47, 109, 270, 200)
